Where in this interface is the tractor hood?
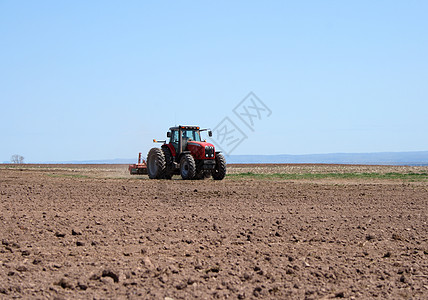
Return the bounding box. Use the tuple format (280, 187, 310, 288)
(187, 141, 215, 148)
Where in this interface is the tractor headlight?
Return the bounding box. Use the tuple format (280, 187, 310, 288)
(205, 146, 214, 158)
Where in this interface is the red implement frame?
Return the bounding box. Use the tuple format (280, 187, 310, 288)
(128, 152, 148, 175)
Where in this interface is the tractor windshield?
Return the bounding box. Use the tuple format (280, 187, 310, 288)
(182, 130, 201, 142)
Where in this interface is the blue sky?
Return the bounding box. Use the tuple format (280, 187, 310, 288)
(1, 1, 427, 162)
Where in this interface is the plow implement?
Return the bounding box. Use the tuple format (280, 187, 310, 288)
(128, 152, 148, 175)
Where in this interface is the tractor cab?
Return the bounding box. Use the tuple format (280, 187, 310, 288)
(167, 126, 211, 156)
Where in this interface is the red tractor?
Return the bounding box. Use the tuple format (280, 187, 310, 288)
(129, 125, 226, 180)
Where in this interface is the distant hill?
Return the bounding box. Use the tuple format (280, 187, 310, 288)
(33, 151, 428, 166)
(225, 151, 428, 166)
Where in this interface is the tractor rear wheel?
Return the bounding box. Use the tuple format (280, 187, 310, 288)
(162, 147, 174, 179)
(212, 153, 226, 180)
(180, 154, 196, 180)
(147, 148, 166, 179)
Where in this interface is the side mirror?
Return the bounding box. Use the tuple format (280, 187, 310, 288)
(167, 132, 171, 138)
(208, 130, 212, 137)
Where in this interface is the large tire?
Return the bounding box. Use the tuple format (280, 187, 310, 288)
(212, 153, 226, 180)
(180, 154, 196, 180)
(162, 147, 174, 179)
(147, 148, 166, 179)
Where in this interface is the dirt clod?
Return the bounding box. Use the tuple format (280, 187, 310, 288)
(102, 270, 119, 283)
(56, 278, 74, 290)
(71, 229, 82, 236)
(16, 266, 27, 272)
(77, 282, 88, 290)
(335, 291, 345, 298)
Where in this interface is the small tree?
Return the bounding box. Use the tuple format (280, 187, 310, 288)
(11, 154, 24, 164)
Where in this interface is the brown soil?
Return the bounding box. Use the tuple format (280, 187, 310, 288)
(1, 164, 427, 299)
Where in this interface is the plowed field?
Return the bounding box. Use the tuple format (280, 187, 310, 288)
(1, 164, 427, 299)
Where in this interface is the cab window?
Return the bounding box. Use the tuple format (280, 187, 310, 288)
(182, 130, 201, 141)
(171, 130, 179, 143)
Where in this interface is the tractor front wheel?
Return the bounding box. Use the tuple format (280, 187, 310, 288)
(147, 148, 166, 179)
(180, 154, 196, 180)
(212, 153, 226, 180)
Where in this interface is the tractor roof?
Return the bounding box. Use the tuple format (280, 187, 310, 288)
(169, 125, 200, 131)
